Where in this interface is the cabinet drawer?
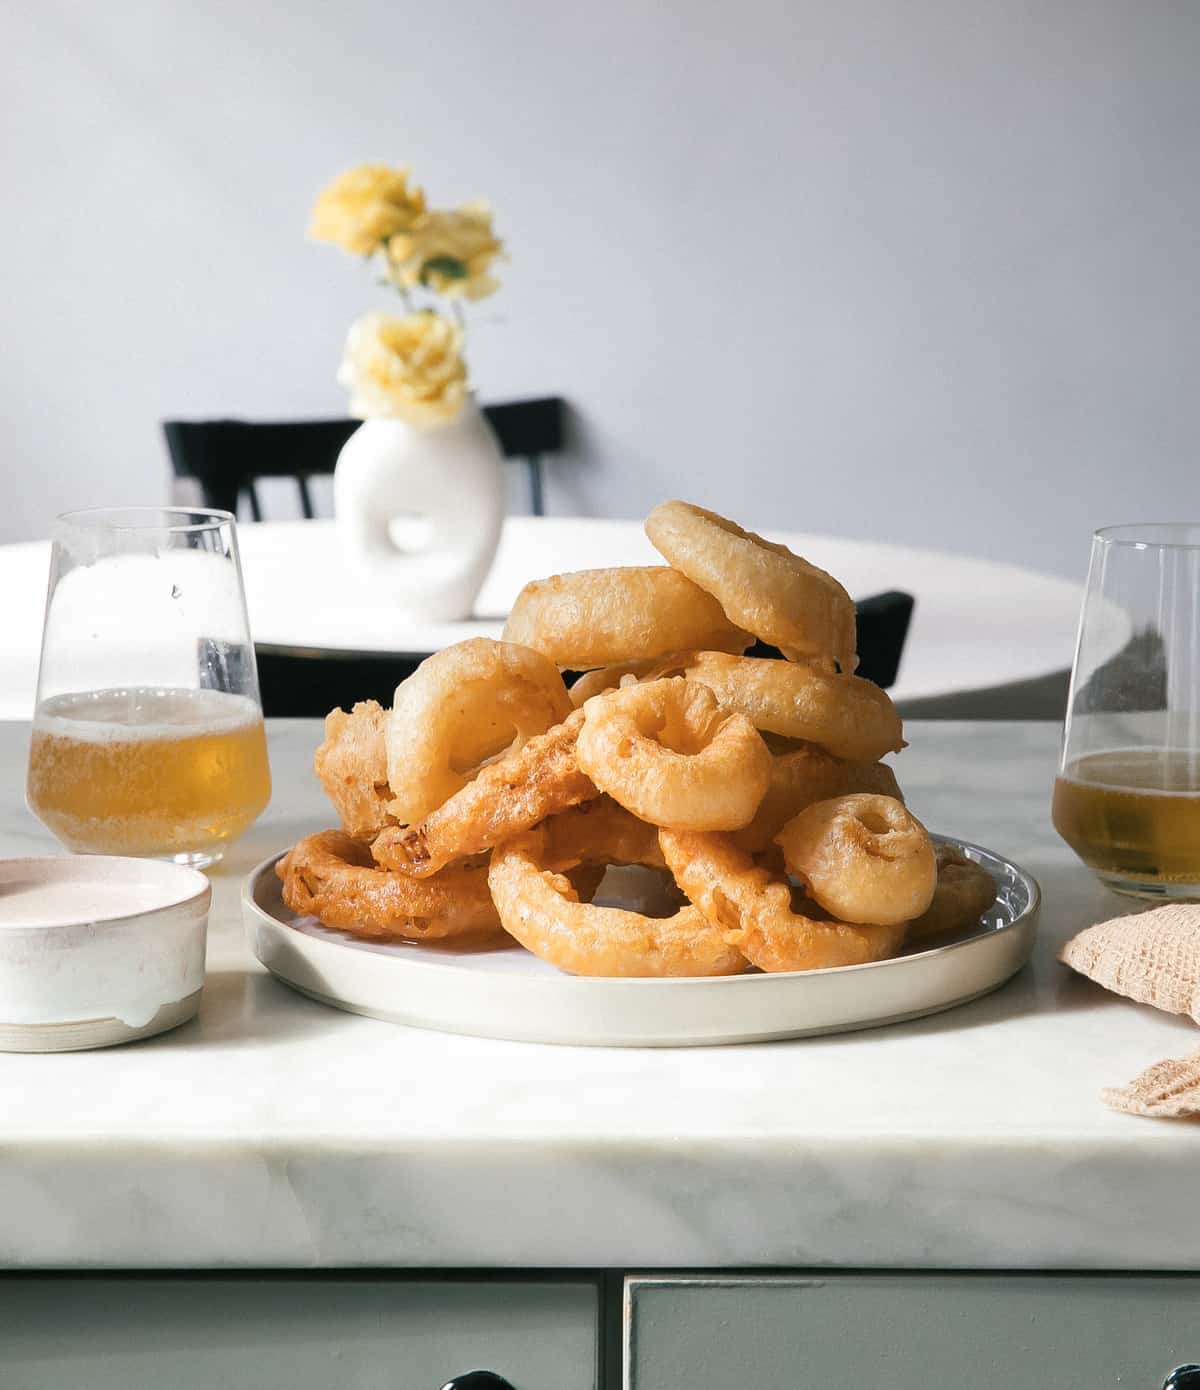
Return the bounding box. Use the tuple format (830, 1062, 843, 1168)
(625, 1274, 1200, 1389)
(0, 1275, 598, 1389)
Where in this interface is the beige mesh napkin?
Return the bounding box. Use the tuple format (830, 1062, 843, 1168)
(1102, 1051, 1200, 1118)
(1059, 903, 1200, 1118)
(1059, 903, 1200, 1023)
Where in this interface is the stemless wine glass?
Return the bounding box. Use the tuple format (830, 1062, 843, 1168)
(26, 508, 271, 867)
(1053, 523, 1200, 898)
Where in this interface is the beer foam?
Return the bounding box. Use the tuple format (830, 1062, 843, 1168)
(33, 687, 262, 744)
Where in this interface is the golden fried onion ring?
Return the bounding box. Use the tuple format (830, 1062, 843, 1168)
(731, 743, 903, 853)
(488, 804, 745, 978)
(646, 651, 904, 764)
(660, 828, 908, 973)
(502, 566, 751, 669)
(314, 700, 396, 840)
(373, 708, 599, 877)
(576, 678, 771, 831)
(536, 795, 667, 872)
(386, 638, 572, 825)
(776, 793, 936, 927)
(569, 657, 662, 707)
(908, 844, 996, 942)
(277, 831, 501, 941)
(645, 500, 857, 669)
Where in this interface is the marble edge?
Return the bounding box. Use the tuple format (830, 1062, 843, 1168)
(2, 1127, 1195, 1152)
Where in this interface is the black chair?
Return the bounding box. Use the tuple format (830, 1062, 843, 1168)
(856, 588, 915, 689)
(163, 397, 564, 521)
(245, 590, 914, 718)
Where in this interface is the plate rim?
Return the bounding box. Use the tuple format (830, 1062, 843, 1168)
(243, 832, 1040, 988)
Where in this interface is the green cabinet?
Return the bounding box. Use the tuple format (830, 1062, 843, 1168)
(624, 1275, 1200, 1389)
(0, 1276, 600, 1389)
(4, 1270, 1198, 1387)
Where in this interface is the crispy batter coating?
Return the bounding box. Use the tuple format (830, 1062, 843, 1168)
(372, 708, 599, 877)
(731, 743, 903, 853)
(488, 804, 745, 978)
(576, 678, 771, 831)
(387, 638, 573, 826)
(776, 793, 936, 927)
(645, 500, 857, 670)
(502, 566, 751, 668)
(313, 701, 396, 840)
(653, 651, 904, 763)
(569, 657, 663, 707)
(536, 795, 667, 871)
(278, 830, 502, 941)
(907, 844, 996, 942)
(660, 827, 907, 972)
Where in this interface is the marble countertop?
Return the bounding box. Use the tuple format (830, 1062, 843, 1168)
(1, 719, 1197, 1272)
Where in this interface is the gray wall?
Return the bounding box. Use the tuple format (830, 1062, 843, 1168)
(6, 0, 1198, 575)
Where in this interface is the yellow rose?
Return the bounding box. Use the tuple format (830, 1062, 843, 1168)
(386, 201, 504, 300)
(309, 164, 426, 258)
(337, 311, 468, 426)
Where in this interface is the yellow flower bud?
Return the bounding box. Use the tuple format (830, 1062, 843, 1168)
(337, 311, 468, 427)
(386, 202, 504, 301)
(309, 164, 427, 258)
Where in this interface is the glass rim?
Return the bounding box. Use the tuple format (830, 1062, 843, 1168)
(55, 505, 237, 535)
(1093, 522, 1200, 550)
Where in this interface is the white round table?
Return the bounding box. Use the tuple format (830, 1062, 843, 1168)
(0, 517, 1084, 719)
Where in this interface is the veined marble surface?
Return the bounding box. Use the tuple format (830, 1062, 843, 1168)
(0, 719, 1197, 1272)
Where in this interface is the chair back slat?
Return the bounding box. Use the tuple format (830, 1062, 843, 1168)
(296, 476, 316, 520)
(527, 454, 545, 516)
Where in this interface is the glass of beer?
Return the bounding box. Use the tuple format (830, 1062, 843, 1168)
(26, 507, 271, 867)
(1053, 523, 1200, 898)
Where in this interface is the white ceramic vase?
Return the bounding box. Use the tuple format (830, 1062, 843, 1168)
(333, 401, 505, 622)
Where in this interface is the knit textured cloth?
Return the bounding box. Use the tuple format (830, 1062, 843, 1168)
(1060, 903, 1200, 1117)
(1102, 1051, 1200, 1118)
(1059, 903, 1200, 1023)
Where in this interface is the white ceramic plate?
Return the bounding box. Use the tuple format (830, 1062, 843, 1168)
(244, 834, 1039, 1047)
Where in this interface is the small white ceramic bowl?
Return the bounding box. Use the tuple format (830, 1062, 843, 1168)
(0, 856, 211, 1052)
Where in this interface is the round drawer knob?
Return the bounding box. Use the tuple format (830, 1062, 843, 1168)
(439, 1374, 519, 1390)
(1164, 1368, 1200, 1390)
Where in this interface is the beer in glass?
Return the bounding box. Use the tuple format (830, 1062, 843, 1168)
(1053, 524, 1200, 897)
(26, 508, 270, 866)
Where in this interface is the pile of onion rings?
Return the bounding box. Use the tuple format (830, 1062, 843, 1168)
(289, 499, 996, 973)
